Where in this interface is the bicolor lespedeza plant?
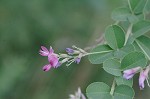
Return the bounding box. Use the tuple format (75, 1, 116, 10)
(39, 0, 150, 99)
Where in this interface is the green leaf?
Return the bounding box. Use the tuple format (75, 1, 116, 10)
(114, 44, 135, 59)
(144, 0, 150, 14)
(127, 20, 150, 44)
(132, 20, 150, 38)
(88, 44, 114, 64)
(121, 51, 147, 70)
(114, 85, 135, 99)
(129, 0, 147, 14)
(128, 13, 144, 24)
(103, 59, 121, 76)
(115, 76, 133, 87)
(133, 41, 142, 52)
(135, 36, 150, 60)
(86, 82, 112, 99)
(105, 25, 125, 50)
(111, 7, 144, 24)
(111, 7, 131, 21)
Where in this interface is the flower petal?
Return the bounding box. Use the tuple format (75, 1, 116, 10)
(49, 46, 54, 54)
(139, 67, 150, 90)
(55, 62, 62, 68)
(42, 64, 51, 72)
(48, 54, 59, 67)
(123, 67, 141, 80)
(81, 94, 86, 99)
(41, 46, 49, 52)
(123, 67, 140, 74)
(139, 71, 146, 90)
(75, 58, 81, 64)
(39, 46, 49, 56)
(123, 73, 134, 80)
(66, 48, 74, 54)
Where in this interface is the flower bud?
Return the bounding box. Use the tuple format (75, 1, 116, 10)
(42, 64, 51, 72)
(59, 54, 69, 58)
(66, 48, 74, 55)
(75, 58, 81, 64)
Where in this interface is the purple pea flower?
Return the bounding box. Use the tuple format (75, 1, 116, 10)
(40, 46, 59, 72)
(123, 67, 141, 80)
(139, 67, 150, 90)
(66, 48, 74, 55)
(74, 53, 83, 64)
(75, 57, 81, 64)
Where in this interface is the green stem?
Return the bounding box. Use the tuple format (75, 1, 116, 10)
(110, 79, 116, 96)
(128, 0, 133, 14)
(82, 50, 113, 57)
(124, 24, 133, 45)
(114, 21, 119, 25)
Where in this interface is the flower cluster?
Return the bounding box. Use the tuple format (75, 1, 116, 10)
(123, 66, 150, 90)
(69, 88, 86, 99)
(39, 46, 59, 71)
(39, 45, 87, 72)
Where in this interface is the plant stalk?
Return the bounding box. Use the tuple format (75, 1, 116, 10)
(110, 79, 116, 96)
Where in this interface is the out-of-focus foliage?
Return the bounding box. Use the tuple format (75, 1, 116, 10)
(0, 0, 149, 99)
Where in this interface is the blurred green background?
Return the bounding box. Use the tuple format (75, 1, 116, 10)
(0, 0, 150, 99)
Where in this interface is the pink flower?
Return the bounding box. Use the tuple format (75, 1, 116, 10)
(40, 46, 59, 71)
(139, 67, 150, 90)
(123, 67, 140, 80)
